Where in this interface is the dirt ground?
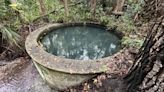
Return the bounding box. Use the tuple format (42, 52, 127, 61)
(0, 58, 57, 92)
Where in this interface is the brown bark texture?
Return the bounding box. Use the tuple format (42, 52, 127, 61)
(63, 0, 69, 16)
(38, 0, 46, 16)
(60, 0, 69, 16)
(90, 0, 97, 15)
(124, 0, 164, 92)
(112, 0, 125, 15)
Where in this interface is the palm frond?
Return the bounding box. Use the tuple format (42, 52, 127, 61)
(0, 25, 20, 47)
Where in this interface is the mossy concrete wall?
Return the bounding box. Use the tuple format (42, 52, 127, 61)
(33, 61, 95, 90)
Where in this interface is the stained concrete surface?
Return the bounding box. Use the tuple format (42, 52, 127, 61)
(0, 58, 57, 92)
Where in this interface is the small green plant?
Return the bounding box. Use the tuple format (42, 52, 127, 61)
(99, 65, 108, 72)
(0, 25, 20, 46)
(122, 36, 143, 48)
(0, 0, 21, 47)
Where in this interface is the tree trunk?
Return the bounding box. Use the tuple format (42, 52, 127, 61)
(90, 0, 97, 15)
(38, 0, 49, 22)
(38, 0, 46, 16)
(59, 0, 69, 17)
(124, 0, 164, 91)
(112, 0, 125, 15)
(63, 0, 69, 16)
(125, 17, 164, 92)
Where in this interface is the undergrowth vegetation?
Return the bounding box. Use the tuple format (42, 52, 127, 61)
(0, 0, 145, 50)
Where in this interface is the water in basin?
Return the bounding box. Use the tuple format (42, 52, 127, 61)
(40, 25, 121, 60)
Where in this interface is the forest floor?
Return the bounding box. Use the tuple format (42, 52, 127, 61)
(0, 21, 144, 92)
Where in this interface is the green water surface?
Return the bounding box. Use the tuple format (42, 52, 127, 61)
(41, 25, 121, 60)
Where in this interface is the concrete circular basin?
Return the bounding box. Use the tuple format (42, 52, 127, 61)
(25, 23, 122, 90)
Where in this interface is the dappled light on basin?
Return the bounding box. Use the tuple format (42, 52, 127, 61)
(40, 25, 121, 60)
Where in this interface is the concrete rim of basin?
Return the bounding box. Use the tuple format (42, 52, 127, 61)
(25, 23, 123, 74)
